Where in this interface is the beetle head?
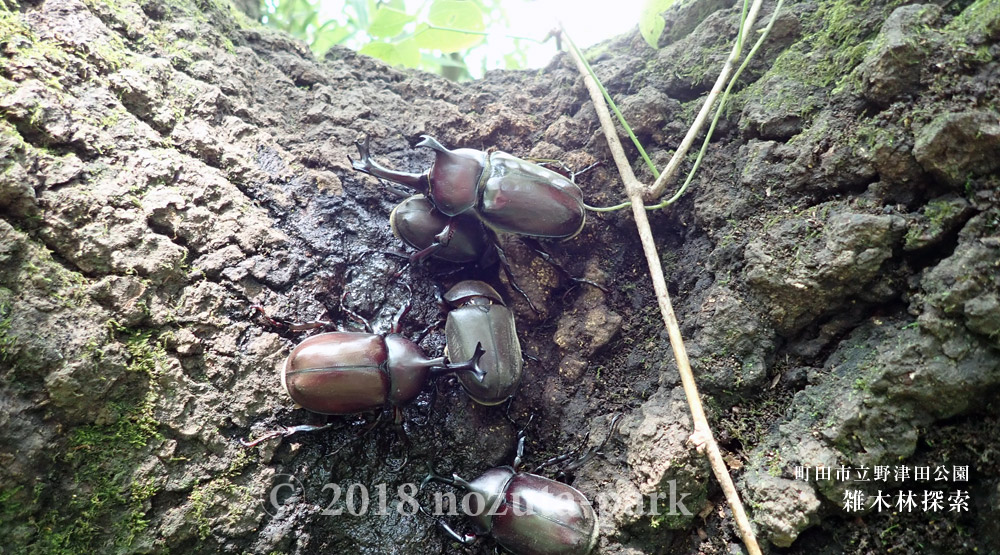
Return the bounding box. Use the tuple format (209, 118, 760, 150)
(463, 466, 516, 532)
(443, 280, 505, 308)
(417, 135, 486, 217)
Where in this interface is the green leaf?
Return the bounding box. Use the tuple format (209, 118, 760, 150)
(427, 0, 485, 30)
(367, 6, 414, 38)
(311, 23, 353, 55)
(359, 38, 420, 68)
(640, 0, 675, 49)
(268, 0, 319, 36)
(414, 0, 485, 53)
(503, 52, 524, 70)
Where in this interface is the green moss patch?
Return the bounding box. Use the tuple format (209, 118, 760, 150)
(30, 329, 166, 554)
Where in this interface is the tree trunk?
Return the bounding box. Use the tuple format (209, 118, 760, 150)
(1, 0, 998, 553)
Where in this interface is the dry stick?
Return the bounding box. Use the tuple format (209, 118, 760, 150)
(646, 0, 766, 200)
(562, 29, 764, 555)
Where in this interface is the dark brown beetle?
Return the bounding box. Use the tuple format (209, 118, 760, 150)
(439, 468, 598, 555)
(353, 136, 607, 312)
(242, 301, 484, 447)
(352, 135, 586, 240)
(389, 194, 488, 265)
(280, 331, 482, 420)
(422, 417, 622, 555)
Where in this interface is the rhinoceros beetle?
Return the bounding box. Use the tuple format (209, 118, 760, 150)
(351, 135, 587, 240)
(241, 297, 485, 448)
(421, 415, 622, 555)
(389, 194, 489, 265)
(443, 280, 522, 405)
(351, 136, 606, 311)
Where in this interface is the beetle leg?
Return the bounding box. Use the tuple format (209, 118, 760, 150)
(407, 242, 445, 266)
(508, 414, 535, 471)
(377, 249, 416, 282)
(413, 319, 441, 345)
(530, 158, 573, 176)
(385, 237, 452, 268)
(512, 431, 526, 471)
(520, 237, 610, 294)
(532, 452, 576, 476)
(419, 466, 448, 489)
(411, 278, 446, 344)
(432, 220, 457, 247)
(535, 413, 624, 478)
(418, 467, 478, 544)
(528, 159, 601, 182)
(349, 135, 430, 193)
(240, 422, 335, 448)
(402, 218, 457, 266)
(491, 239, 542, 314)
(421, 469, 474, 491)
(389, 284, 413, 334)
(437, 521, 478, 545)
(570, 160, 603, 182)
(384, 182, 413, 199)
(250, 306, 333, 332)
(339, 289, 374, 333)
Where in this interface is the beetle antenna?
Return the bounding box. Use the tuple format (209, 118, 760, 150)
(320, 413, 384, 459)
(387, 406, 411, 471)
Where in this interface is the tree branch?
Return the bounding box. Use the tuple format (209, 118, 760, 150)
(561, 22, 764, 555)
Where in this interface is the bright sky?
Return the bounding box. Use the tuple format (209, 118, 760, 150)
(490, 0, 647, 69)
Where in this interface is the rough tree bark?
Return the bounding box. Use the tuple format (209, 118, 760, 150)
(1, 0, 998, 554)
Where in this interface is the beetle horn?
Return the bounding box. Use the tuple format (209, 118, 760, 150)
(415, 135, 448, 152)
(348, 134, 429, 193)
(413, 135, 486, 217)
(430, 342, 486, 380)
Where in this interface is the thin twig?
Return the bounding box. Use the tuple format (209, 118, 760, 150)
(649, 0, 785, 210)
(646, 0, 765, 200)
(561, 23, 764, 555)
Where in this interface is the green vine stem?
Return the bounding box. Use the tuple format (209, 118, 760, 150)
(646, 0, 784, 210)
(647, 0, 766, 200)
(564, 32, 660, 180)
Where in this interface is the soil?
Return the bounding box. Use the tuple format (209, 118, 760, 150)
(1, 0, 998, 554)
